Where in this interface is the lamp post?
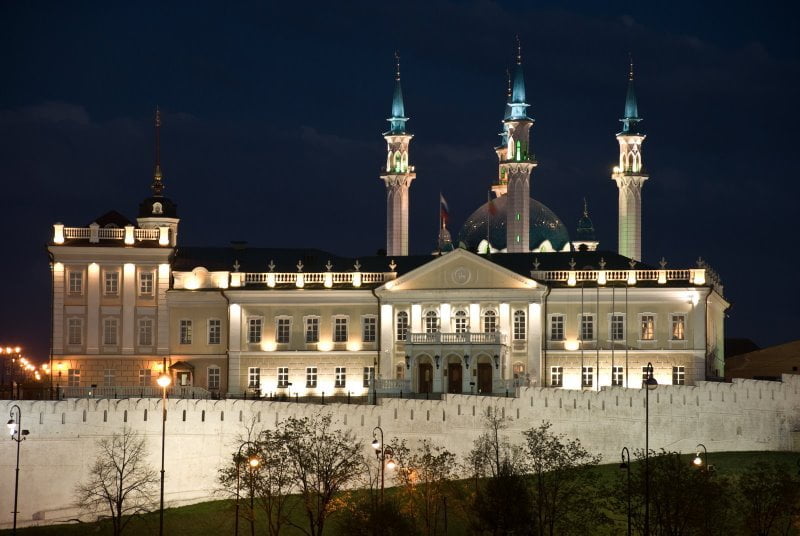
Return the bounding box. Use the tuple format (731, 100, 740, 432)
(692, 443, 709, 472)
(8, 404, 29, 536)
(156, 360, 171, 536)
(643, 362, 658, 536)
(620, 446, 631, 536)
(234, 440, 260, 536)
(371, 426, 395, 504)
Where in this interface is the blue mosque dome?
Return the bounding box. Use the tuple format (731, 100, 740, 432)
(458, 195, 571, 252)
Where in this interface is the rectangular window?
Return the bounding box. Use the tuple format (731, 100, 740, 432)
(138, 318, 153, 346)
(68, 271, 83, 294)
(641, 315, 655, 340)
(180, 319, 193, 345)
(67, 318, 82, 346)
(139, 271, 154, 296)
(582, 366, 594, 388)
(454, 312, 468, 334)
(104, 271, 119, 295)
(550, 315, 564, 341)
(362, 316, 377, 343)
(68, 369, 80, 387)
(103, 318, 118, 345)
(396, 312, 409, 341)
(550, 366, 563, 387)
(277, 367, 288, 388)
(363, 366, 375, 388)
(248, 318, 262, 344)
(612, 366, 624, 386)
(611, 314, 625, 341)
(334, 317, 348, 343)
(248, 367, 261, 388)
(208, 319, 221, 345)
(306, 367, 317, 388)
(139, 369, 152, 387)
(305, 317, 319, 343)
(672, 366, 685, 385)
(276, 318, 291, 344)
(513, 310, 526, 340)
(103, 369, 114, 386)
(580, 314, 594, 341)
(208, 367, 220, 390)
(335, 367, 346, 388)
(671, 314, 686, 341)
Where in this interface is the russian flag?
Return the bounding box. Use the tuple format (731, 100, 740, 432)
(440, 193, 450, 224)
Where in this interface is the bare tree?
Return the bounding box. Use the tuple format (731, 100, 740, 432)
(738, 461, 800, 536)
(74, 427, 158, 536)
(466, 406, 525, 479)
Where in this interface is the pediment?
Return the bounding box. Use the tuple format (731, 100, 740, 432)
(379, 250, 536, 292)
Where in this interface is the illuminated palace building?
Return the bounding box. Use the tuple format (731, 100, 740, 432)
(48, 49, 727, 397)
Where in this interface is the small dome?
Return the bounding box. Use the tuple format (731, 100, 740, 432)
(576, 213, 595, 242)
(458, 195, 571, 251)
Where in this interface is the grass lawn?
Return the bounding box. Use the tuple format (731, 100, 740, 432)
(4, 451, 797, 535)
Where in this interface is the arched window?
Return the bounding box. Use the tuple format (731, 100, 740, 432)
(516, 140, 522, 161)
(424, 310, 439, 333)
(401, 152, 408, 172)
(507, 135, 514, 159)
(396, 311, 409, 341)
(394, 151, 402, 172)
(513, 310, 526, 340)
(454, 310, 468, 333)
(483, 310, 497, 333)
(152, 202, 163, 215)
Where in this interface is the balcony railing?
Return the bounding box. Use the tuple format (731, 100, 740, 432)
(57, 385, 212, 399)
(408, 332, 507, 344)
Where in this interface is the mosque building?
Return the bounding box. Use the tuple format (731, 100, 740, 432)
(47, 44, 727, 397)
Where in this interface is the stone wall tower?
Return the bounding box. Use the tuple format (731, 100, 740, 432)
(612, 59, 648, 261)
(502, 39, 537, 252)
(380, 54, 416, 256)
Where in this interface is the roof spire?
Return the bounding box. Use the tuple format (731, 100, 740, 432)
(387, 52, 409, 135)
(516, 34, 522, 65)
(506, 67, 512, 98)
(152, 106, 164, 196)
(620, 55, 642, 134)
(628, 52, 634, 81)
(583, 196, 589, 218)
(395, 50, 401, 81)
(507, 37, 530, 119)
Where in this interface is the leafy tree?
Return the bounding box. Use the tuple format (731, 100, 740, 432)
(738, 461, 800, 536)
(74, 427, 158, 536)
(522, 421, 607, 536)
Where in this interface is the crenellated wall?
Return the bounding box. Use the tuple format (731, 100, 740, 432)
(2, 374, 799, 528)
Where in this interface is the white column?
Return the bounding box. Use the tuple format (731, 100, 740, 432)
(380, 304, 394, 378)
(469, 303, 480, 333)
(228, 303, 242, 394)
(121, 263, 136, 354)
(499, 303, 510, 380)
(86, 263, 100, 354)
(411, 303, 422, 333)
(440, 303, 451, 333)
(528, 302, 542, 386)
(156, 264, 170, 354)
(52, 262, 65, 354)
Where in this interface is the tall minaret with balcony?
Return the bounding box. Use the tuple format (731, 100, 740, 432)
(491, 70, 513, 197)
(380, 53, 416, 256)
(612, 59, 648, 261)
(502, 39, 537, 252)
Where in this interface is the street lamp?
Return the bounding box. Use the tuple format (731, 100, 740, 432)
(693, 443, 708, 471)
(157, 359, 171, 536)
(234, 440, 261, 536)
(371, 426, 395, 504)
(620, 446, 631, 536)
(8, 404, 30, 536)
(643, 362, 658, 536)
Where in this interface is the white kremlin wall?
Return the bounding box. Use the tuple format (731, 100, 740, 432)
(2, 375, 799, 528)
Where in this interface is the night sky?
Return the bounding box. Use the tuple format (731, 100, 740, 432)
(2, 1, 798, 364)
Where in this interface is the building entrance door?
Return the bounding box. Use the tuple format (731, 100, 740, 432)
(418, 363, 433, 393)
(477, 363, 492, 394)
(447, 363, 462, 394)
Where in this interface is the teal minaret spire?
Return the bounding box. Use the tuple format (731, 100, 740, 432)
(620, 56, 642, 134)
(380, 52, 416, 256)
(508, 40, 531, 120)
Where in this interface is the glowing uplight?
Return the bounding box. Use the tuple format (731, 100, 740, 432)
(261, 341, 277, 352)
(318, 341, 333, 352)
(564, 340, 580, 351)
(347, 341, 362, 352)
(158, 227, 170, 246)
(295, 274, 305, 288)
(53, 223, 65, 244)
(124, 225, 135, 245)
(324, 273, 333, 288)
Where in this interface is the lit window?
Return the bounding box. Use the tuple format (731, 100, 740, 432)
(68, 368, 80, 387)
(671, 315, 686, 340)
(483, 310, 497, 333)
(138, 318, 153, 346)
(550, 315, 564, 341)
(611, 314, 625, 341)
(103, 369, 114, 386)
(362, 316, 377, 343)
(641, 315, 655, 340)
(104, 271, 119, 295)
(180, 320, 192, 345)
(249, 367, 261, 388)
(396, 312, 409, 341)
(424, 311, 439, 333)
(139, 271, 154, 296)
(152, 202, 163, 215)
(580, 314, 594, 341)
(208, 367, 220, 390)
(672, 366, 685, 385)
(335, 367, 346, 388)
(334, 317, 348, 342)
(363, 366, 375, 388)
(208, 319, 221, 345)
(276, 317, 291, 344)
(550, 366, 563, 387)
(515, 140, 522, 161)
(582, 366, 594, 388)
(248, 318, 262, 344)
(612, 366, 624, 386)
(67, 318, 82, 346)
(139, 369, 152, 387)
(513, 310, 526, 340)
(306, 367, 317, 388)
(305, 317, 319, 343)
(454, 310, 468, 333)
(68, 271, 83, 294)
(277, 367, 288, 388)
(103, 318, 118, 346)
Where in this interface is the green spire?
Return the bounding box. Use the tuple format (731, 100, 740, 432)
(388, 52, 408, 135)
(507, 36, 531, 121)
(620, 55, 642, 134)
